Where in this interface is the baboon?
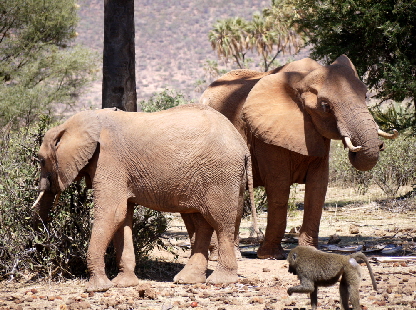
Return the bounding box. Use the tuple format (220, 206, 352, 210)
(287, 246, 377, 310)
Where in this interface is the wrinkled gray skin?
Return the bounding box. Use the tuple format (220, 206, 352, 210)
(33, 104, 254, 292)
(198, 55, 397, 259)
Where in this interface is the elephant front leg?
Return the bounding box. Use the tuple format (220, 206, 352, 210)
(86, 200, 128, 292)
(174, 213, 213, 284)
(257, 185, 290, 259)
(111, 202, 140, 288)
(298, 162, 328, 247)
(86, 227, 114, 292)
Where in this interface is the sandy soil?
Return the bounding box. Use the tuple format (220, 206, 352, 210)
(1, 188, 416, 310)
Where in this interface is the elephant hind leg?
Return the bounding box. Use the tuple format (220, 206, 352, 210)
(208, 186, 243, 262)
(206, 227, 238, 284)
(174, 213, 213, 284)
(206, 203, 241, 284)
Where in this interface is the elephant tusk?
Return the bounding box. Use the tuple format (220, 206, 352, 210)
(344, 136, 362, 152)
(378, 128, 399, 139)
(32, 190, 45, 209)
(52, 193, 61, 208)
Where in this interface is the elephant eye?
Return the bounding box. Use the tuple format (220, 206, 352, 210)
(37, 157, 45, 166)
(321, 101, 331, 113)
(55, 135, 63, 148)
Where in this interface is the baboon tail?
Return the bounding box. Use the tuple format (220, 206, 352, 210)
(245, 154, 261, 238)
(351, 252, 378, 290)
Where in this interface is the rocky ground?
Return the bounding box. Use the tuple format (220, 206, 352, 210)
(1, 186, 416, 310)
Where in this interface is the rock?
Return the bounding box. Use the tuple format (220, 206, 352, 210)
(144, 288, 158, 300)
(264, 302, 275, 309)
(349, 224, 360, 234)
(161, 302, 173, 310)
(327, 234, 341, 244)
(67, 301, 91, 310)
(249, 296, 264, 304)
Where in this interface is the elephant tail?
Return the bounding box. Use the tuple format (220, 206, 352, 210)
(245, 154, 262, 239)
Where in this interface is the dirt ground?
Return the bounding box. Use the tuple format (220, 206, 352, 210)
(1, 186, 416, 310)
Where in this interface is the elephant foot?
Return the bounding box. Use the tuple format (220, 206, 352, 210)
(112, 271, 140, 288)
(206, 269, 238, 285)
(298, 232, 318, 247)
(173, 266, 206, 284)
(257, 244, 286, 259)
(86, 274, 113, 292)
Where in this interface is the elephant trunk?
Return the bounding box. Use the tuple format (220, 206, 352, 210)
(347, 137, 380, 171)
(339, 109, 382, 171)
(32, 173, 61, 229)
(32, 190, 58, 229)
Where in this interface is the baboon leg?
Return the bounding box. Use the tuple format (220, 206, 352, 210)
(310, 286, 318, 310)
(348, 283, 361, 310)
(343, 269, 362, 310)
(339, 276, 350, 310)
(288, 278, 315, 296)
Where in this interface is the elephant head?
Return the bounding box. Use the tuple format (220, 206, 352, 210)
(32, 110, 101, 225)
(242, 55, 395, 171)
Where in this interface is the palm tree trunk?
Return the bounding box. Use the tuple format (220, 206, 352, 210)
(102, 0, 137, 112)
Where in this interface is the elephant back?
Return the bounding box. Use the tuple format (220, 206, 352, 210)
(200, 70, 268, 141)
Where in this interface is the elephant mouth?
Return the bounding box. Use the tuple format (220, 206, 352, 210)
(32, 190, 60, 210)
(343, 128, 397, 171)
(343, 136, 362, 152)
(32, 190, 60, 228)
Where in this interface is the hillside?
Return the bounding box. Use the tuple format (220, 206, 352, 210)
(74, 0, 309, 109)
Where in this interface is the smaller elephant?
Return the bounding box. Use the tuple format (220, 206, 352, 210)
(32, 104, 254, 291)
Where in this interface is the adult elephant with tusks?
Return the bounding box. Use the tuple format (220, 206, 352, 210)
(32, 104, 257, 291)
(199, 55, 398, 259)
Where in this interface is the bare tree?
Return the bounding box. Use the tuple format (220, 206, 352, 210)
(102, 0, 137, 111)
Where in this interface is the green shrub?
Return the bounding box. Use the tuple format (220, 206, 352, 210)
(372, 136, 416, 197)
(139, 89, 190, 112)
(329, 141, 373, 195)
(243, 186, 268, 217)
(329, 136, 416, 197)
(0, 118, 169, 280)
(371, 104, 416, 136)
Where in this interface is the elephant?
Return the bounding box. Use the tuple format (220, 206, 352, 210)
(32, 104, 256, 291)
(198, 55, 398, 259)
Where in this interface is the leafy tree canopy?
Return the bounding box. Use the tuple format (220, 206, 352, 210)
(0, 0, 98, 128)
(209, 0, 305, 71)
(290, 0, 416, 106)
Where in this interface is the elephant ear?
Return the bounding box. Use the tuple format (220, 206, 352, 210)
(47, 110, 101, 190)
(331, 55, 359, 78)
(279, 57, 322, 73)
(242, 71, 327, 157)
